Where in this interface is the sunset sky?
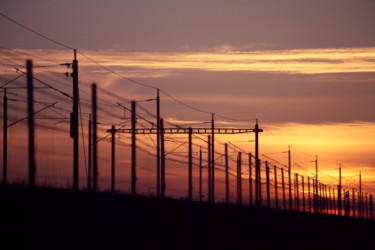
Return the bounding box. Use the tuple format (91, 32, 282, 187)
(1, 0, 375, 196)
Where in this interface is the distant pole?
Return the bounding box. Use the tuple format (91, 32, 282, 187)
(111, 125, 116, 193)
(208, 135, 211, 203)
(72, 50, 79, 191)
(199, 146, 202, 202)
(266, 162, 270, 209)
(315, 156, 318, 213)
(281, 168, 286, 210)
(352, 188, 356, 217)
(160, 119, 165, 198)
(259, 161, 262, 207)
(211, 113, 215, 203)
(249, 153, 252, 206)
(225, 143, 229, 204)
(359, 171, 362, 217)
(328, 187, 332, 214)
(27, 60, 36, 187)
(365, 193, 368, 219)
(188, 127, 193, 201)
(302, 176, 305, 212)
(338, 165, 342, 216)
(92, 84, 98, 192)
(237, 152, 242, 206)
(88, 117, 92, 191)
(333, 188, 336, 215)
(255, 120, 260, 206)
(308, 177, 311, 213)
(3, 88, 7, 184)
(156, 88, 161, 198)
(288, 146, 292, 211)
(274, 165, 278, 209)
(131, 101, 136, 196)
(295, 173, 299, 211)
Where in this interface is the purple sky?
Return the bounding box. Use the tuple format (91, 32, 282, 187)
(1, 0, 375, 51)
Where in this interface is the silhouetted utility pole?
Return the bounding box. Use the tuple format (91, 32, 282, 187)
(249, 153, 252, 206)
(365, 193, 368, 219)
(2, 88, 7, 184)
(308, 177, 311, 212)
(255, 120, 262, 206)
(359, 171, 362, 217)
(352, 188, 356, 217)
(282, 168, 286, 210)
(160, 119, 165, 198)
(315, 156, 319, 213)
(338, 165, 342, 216)
(27, 60, 36, 187)
(88, 117, 92, 190)
(92, 84, 98, 192)
(333, 188, 336, 215)
(328, 187, 332, 214)
(188, 127, 193, 201)
(208, 135, 211, 203)
(288, 146, 292, 211)
(225, 143, 229, 204)
(71, 50, 79, 191)
(302, 176, 305, 212)
(274, 165, 278, 209)
(211, 114, 215, 203)
(266, 162, 270, 209)
(295, 173, 299, 211)
(111, 125, 116, 193)
(237, 152, 242, 206)
(131, 101, 136, 196)
(156, 88, 161, 197)
(199, 146, 202, 202)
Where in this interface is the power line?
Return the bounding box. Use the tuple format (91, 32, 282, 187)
(0, 13, 74, 50)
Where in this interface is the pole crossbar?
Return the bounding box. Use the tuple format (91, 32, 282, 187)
(109, 128, 261, 134)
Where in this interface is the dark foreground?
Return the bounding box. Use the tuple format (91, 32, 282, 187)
(0, 184, 374, 250)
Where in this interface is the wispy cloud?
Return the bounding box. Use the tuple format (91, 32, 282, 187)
(77, 47, 375, 75)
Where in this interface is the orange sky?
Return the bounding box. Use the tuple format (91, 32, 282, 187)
(0, 0, 375, 197)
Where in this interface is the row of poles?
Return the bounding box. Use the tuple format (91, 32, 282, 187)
(1, 55, 373, 220)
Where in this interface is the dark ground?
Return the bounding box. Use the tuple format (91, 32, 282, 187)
(0, 184, 374, 250)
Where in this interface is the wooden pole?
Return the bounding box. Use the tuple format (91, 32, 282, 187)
(2, 88, 7, 184)
(156, 89, 161, 198)
(225, 143, 229, 204)
(302, 176, 305, 212)
(288, 146, 292, 211)
(208, 135, 211, 203)
(266, 162, 270, 209)
(281, 168, 286, 210)
(199, 146, 202, 202)
(131, 101, 136, 196)
(92, 84, 98, 192)
(352, 188, 355, 217)
(188, 127, 193, 201)
(72, 50, 79, 191)
(211, 114, 215, 203)
(27, 60, 36, 187)
(255, 121, 260, 206)
(274, 165, 278, 209)
(160, 119, 165, 198)
(111, 125, 115, 193)
(308, 177, 311, 212)
(237, 152, 242, 206)
(88, 117, 92, 191)
(295, 173, 299, 211)
(249, 153, 252, 206)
